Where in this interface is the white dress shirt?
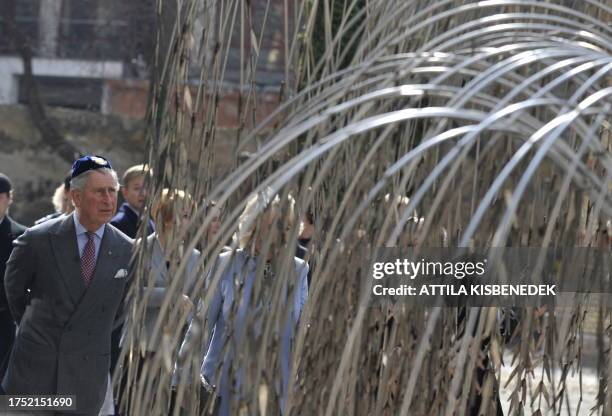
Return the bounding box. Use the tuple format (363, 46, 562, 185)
(73, 214, 105, 261)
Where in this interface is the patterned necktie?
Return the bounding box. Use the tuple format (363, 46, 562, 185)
(81, 232, 96, 287)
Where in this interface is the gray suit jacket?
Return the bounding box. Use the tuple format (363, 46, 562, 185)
(1, 214, 132, 415)
(140, 233, 200, 352)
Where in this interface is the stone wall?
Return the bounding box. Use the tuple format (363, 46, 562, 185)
(0, 104, 254, 226)
(0, 104, 146, 225)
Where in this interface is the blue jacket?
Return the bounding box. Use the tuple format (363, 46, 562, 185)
(176, 249, 308, 416)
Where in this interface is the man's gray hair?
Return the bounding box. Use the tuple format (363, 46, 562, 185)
(70, 168, 119, 192)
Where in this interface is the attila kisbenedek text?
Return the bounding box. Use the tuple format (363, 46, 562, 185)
(371, 258, 556, 297)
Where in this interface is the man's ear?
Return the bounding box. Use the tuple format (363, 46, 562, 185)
(120, 186, 128, 199)
(8, 191, 13, 205)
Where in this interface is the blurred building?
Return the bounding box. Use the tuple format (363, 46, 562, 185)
(0, 1, 152, 113)
(0, 0, 290, 126)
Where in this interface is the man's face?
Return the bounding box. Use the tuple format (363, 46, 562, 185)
(71, 171, 118, 231)
(0, 192, 12, 218)
(121, 175, 147, 211)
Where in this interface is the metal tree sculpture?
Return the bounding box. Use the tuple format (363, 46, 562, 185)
(119, 1, 611, 415)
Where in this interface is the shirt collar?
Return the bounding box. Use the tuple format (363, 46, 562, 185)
(73, 213, 105, 239)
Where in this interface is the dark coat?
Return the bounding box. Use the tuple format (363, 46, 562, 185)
(108, 202, 152, 377)
(295, 242, 312, 287)
(0, 215, 26, 381)
(2, 214, 132, 415)
(0, 215, 26, 315)
(111, 202, 153, 239)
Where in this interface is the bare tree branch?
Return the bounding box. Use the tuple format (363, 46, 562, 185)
(6, 0, 81, 164)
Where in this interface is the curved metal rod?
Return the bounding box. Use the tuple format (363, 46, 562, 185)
(490, 80, 612, 246)
(364, 1, 610, 64)
(383, 55, 610, 245)
(422, 14, 611, 52)
(461, 86, 612, 246)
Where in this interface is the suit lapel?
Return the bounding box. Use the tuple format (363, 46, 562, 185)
(50, 214, 86, 306)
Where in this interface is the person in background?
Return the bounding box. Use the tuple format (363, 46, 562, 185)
(295, 210, 314, 286)
(298, 210, 314, 249)
(206, 201, 222, 241)
(111, 164, 153, 238)
(174, 189, 309, 416)
(109, 164, 153, 413)
(201, 200, 230, 253)
(168, 199, 224, 415)
(0, 173, 26, 387)
(2, 156, 133, 415)
(141, 189, 199, 353)
(119, 189, 200, 415)
(35, 175, 74, 225)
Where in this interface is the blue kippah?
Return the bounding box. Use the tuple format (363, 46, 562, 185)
(71, 155, 112, 179)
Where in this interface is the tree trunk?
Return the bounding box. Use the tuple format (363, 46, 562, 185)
(6, 0, 81, 164)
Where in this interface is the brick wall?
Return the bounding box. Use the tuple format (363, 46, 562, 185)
(103, 79, 283, 129)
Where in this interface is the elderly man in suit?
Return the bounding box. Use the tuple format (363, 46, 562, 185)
(2, 156, 133, 415)
(0, 173, 27, 383)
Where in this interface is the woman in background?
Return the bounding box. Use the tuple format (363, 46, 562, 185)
(200, 200, 230, 253)
(142, 189, 201, 351)
(123, 189, 201, 414)
(175, 189, 308, 416)
(34, 176, 74, 225)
